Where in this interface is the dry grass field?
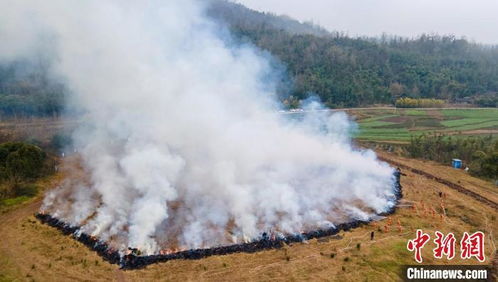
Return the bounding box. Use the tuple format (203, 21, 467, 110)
(1, 150, 497, 281)
(0, 117, 77, 146)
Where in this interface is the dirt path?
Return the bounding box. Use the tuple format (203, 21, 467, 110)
(378, 155, 498, 211)
(376, 151, 498, 205)
(0, 198, 43, 279)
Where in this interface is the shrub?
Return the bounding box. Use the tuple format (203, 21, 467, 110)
(0, 142, 46, 198)
(395, 97, 445, 108)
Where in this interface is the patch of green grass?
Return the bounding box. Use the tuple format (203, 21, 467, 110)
(454, 121, 498, 131)
(357, 114, 398, 123)
(372, 123, 409, 129)
(0, 184, 39, 212)
(355, 128, 414, 141)
(442, 109, 498, 119)
(0, 195, 31, 207)
(371, 117, 443, 129)
(354, 108, 498, 142)
(359, 120, 397, 128)
(412, 117, 443, 128)
(441, 118, 485, 128)
(405, 109, 427, 116)
(442, 119, 498, 131)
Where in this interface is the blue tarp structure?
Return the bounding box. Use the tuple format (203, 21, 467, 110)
(452, 159, 462, 169)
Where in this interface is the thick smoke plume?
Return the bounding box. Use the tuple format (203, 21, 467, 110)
(0, 0, 396, 254)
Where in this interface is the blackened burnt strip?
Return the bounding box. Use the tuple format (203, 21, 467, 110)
(35, 213, 122, 265)
(36, 172, 402, 270)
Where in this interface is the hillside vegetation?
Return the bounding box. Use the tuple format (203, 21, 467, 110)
(208, 0, 498, 108)
(408, 134, 498, 179)
(0, 0, 497, 119)
(0, 60, 64, 118)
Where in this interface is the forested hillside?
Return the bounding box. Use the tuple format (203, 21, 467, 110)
(208, 0, 498, 108)
(0, 0, 497, 118)
(0, 61, 64, 117)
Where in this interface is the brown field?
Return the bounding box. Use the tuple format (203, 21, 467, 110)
(0, 117, 77, 147)
(1, 150, 497, 281)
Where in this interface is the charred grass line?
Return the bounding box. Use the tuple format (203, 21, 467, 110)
(35, 172, 402, 270)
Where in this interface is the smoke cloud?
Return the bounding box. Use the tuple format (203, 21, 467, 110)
(1, 0, 397, 254)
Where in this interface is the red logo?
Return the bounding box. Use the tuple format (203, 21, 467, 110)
(460, 231, 485, 262)
(407, 230, 485, 263)
(433, 231, 456, 260)
(407, 229, 431, 263)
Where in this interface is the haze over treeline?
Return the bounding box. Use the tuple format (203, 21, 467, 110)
(0, 0, 497, 118)
(234, 0, 498, 45)
(208, 0, 498, 108)
(1, 0, 399, 253)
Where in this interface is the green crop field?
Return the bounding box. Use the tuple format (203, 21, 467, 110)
(351, 108, 498, 143)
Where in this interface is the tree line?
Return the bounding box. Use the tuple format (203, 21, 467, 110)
(0, 1, 497, 118)
(209, 1, 498, 108)
(407, 133, 497, 180)
(395, 98, 445, 108)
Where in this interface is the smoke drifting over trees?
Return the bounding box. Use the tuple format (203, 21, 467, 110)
(209, 1, 498, 107)
(1, 1, 498, 118)
(0, 0, 396, 254)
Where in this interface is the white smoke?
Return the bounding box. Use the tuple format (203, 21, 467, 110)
(0, 0, 396, 254)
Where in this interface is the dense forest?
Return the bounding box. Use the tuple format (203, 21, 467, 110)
(208, 0, 498, 108)
(0, 1, 497, 118)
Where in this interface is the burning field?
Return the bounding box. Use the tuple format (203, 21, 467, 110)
(1, 1, 497, 281)
(0, 0, 402, 261)
(35, 169, 401, 269)
(1, 151, 496, 281)
(0, 0, 442, 278)
(35, 150, 402, 269)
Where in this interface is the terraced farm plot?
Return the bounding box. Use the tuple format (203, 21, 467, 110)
(352, 108, 498, 143)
